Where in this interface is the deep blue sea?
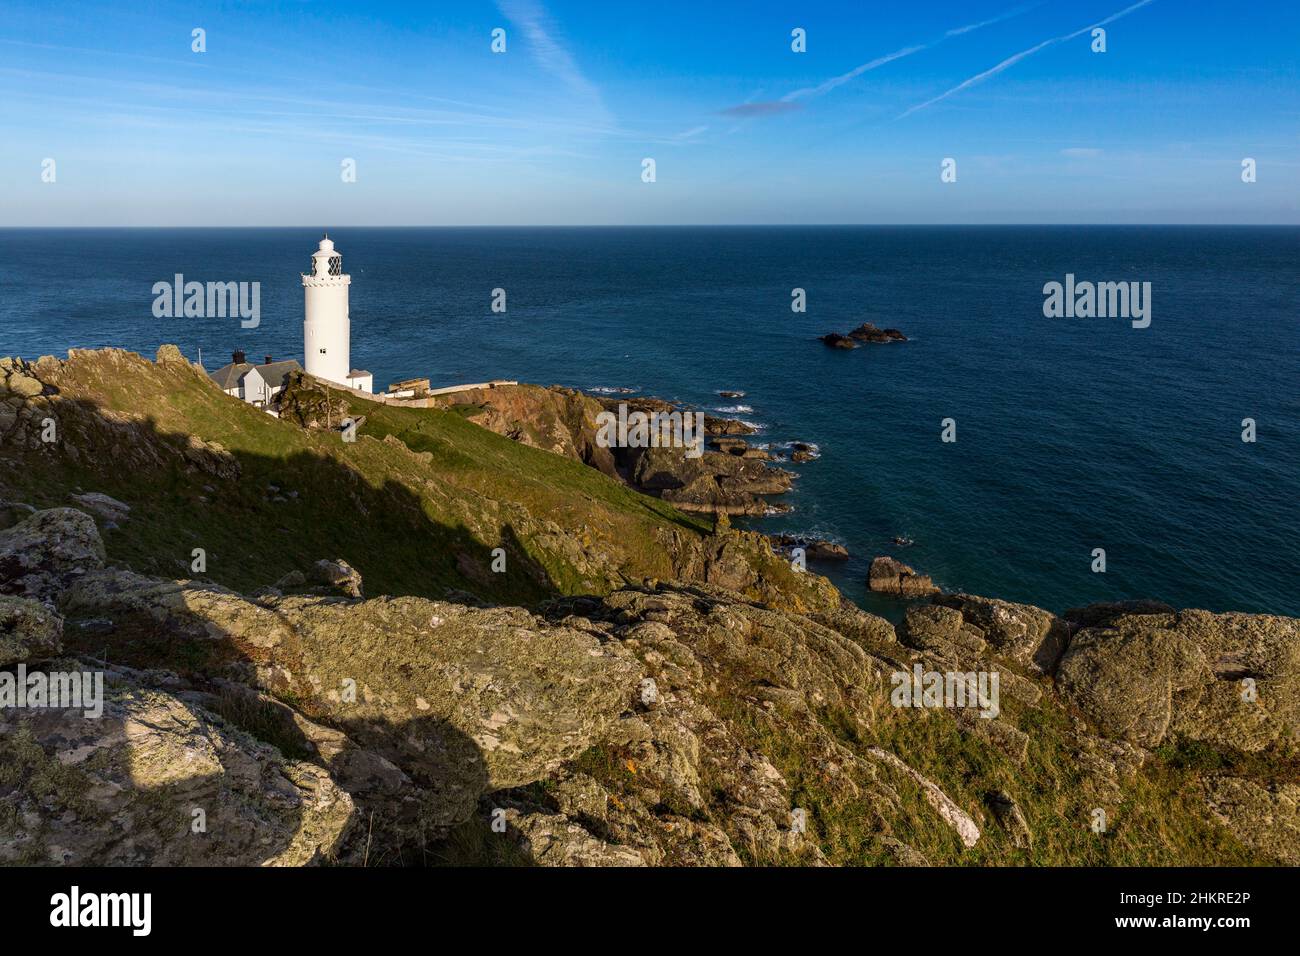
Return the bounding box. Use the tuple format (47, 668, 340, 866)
(2, 226, 1296, 616)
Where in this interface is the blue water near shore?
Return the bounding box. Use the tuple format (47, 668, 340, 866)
(1, 226, 1297, 616)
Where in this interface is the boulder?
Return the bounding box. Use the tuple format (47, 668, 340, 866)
(934, 593, 1069, 675)
(987, 790, 1032, 849)
(1056, 626, 1209, 748)
(262, 595, 642, 824)
(4, 372, 45, 398)
(1056, 610, 1300, 751)
(497, 807, 648, 866)
(630, 446, 793, 516)
(868, 556, 937, 597)
(0, 671, 354, 865)
(899, 604, 986, 658)
(703, 416, 757, 436)
(0, 508, 106, 601)
(312, 558, 364, 599)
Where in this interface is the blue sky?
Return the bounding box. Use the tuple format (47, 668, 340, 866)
(1, 0, 1297, 224)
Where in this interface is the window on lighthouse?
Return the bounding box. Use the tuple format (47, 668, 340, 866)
(328, 256, 342, 276)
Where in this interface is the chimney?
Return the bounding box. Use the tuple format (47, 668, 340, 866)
(232, 349, 246, 365)
(264, 355, 273, 365)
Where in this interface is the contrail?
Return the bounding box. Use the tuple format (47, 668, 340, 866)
(780, 2, 1040, 103)
(898, 0, 1157, 118)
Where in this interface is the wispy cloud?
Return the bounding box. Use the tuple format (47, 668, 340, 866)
(898, 0, 1158, 118)
(719, 101, 803, 117)
(495, 0, 612, 124)
(781, 45, 927, 102)
(945, 2, 1043, 37)
(719, 2, 1037, 117)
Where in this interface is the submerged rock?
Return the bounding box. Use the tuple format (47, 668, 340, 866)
(847, 322, 907, 343)
(771, 534, 849, 561)
(819, 333, 857, 349)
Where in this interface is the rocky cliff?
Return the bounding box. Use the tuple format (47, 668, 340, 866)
(1, 348, 1297, 866)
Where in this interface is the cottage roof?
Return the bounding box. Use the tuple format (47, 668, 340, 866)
(208, 362, 253, 390)
(251, 360, 302, 388)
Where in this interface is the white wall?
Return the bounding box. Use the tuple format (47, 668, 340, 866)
(303, 277, 350, 385)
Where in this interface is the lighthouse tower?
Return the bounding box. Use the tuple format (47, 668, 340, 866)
(302, 234, 351, 386)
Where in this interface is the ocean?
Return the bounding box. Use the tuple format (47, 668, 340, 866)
(1, 226, 1296, 616)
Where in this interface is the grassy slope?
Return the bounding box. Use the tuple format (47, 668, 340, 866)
(0, 349, 710, 604)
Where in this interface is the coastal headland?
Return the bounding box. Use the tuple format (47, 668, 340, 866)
(1, 346, 1297, 867)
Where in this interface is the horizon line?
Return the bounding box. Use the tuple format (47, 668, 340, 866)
(2, 222, 1298, 230)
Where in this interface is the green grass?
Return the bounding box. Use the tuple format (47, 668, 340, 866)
(1, 350, 712, 606)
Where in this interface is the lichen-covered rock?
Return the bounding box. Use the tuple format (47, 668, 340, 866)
(1056, 610, 1300, 751)
(933, 593, 1069, 675)
(0, 508, 106, 601)
(262, 595, 642, 817)
(987, 790, 1033, 849)
(312, 558, 363, 598)
(0, 596, 64, 665)
(516, 584, 901, 865)
(55, 568, 643, 832)
(58, 567, 295, 651)
(1055, 626, 1207, 747)
(900, 604, 987, 659)
(0, 670, 354, 865)
(498, 807, 648, 866)
(1202, 777, 1300, 865)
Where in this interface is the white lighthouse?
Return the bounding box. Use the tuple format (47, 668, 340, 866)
(302, 234, 372, 392)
